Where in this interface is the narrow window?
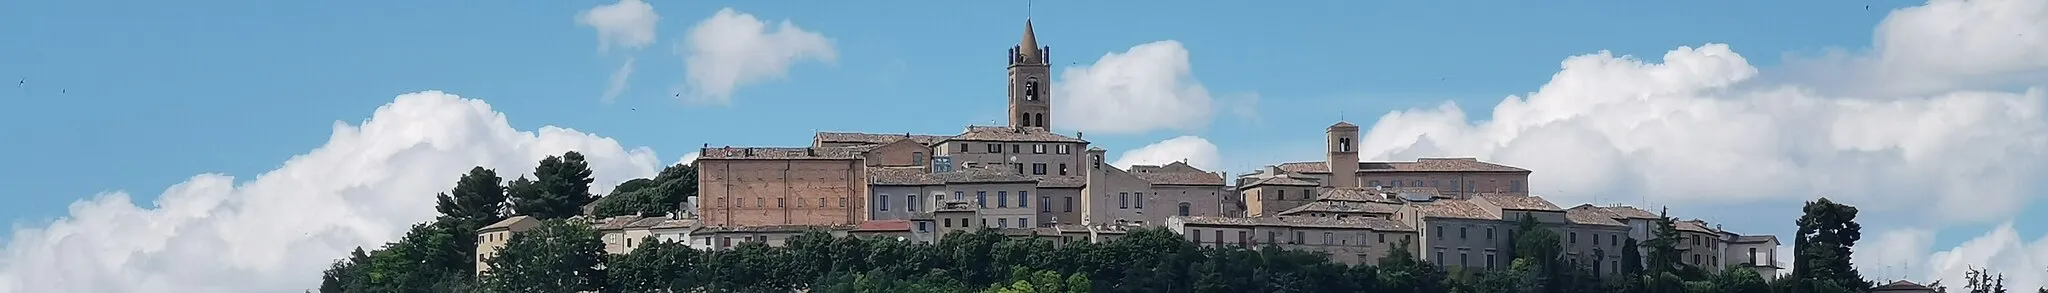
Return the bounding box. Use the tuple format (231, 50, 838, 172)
(907, 195, 918, 211)
(1019, 191, 1029, 208)
(1058, 163, 1068, 175)
(1135, 192, 1145, 209)
(998, 191, 1008, 208)
(1040, 196, 1051, 212)
(879, 195, 889, 211)
(1064, 197, 1074, 212)
(1119, 192, 1129, 209)
(977, 191, 988, 208)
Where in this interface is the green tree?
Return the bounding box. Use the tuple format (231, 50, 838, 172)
(1644, 207, 1684, 275)
(480, 219, 606, 293)
(435, 167, 508, 227)
(1511, 215, 1563, 270)
(510, 152, 596, 219)
(1620, 237, 1643, 276)
(1706, 265, 1769, 293)
(981, 269, 1089, 293)
(318, 247, 372, 293)
(606, 236, 700, 292)
(1470, 258, 1542, 293)
(1792, 197, 1867, 291)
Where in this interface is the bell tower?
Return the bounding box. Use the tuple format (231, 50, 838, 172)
(1326, 121, 1360, 188)
(1008, 19, 1052, 129)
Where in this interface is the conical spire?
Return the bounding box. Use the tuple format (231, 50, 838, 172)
(1019, 19, 1040, 62)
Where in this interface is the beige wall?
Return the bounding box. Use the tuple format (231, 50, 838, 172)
(934, 210, 980, 237)
(1680, 231, 1721, 268)
(1166, 221, 1418, 266)
(939, 141, 1085, 176)
(1560, 225, 1631, 276)
(699, 159, 866, 227)
(1415, 217, 1512, 271)
(1036, 187, 1083, 226)
(1242, 185, 1318, 217)
(1358, 172, 1528, 197)
(948, 181, 1038, 228)
(1081, 164, 1153, 225)
(1144, 185, 1226, 222)
(870, 185, 944, 220)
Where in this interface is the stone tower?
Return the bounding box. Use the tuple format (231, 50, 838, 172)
(1008, 19, 1053, 129)
(1326, 121, 1359, 188)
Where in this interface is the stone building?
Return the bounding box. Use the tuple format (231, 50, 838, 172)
(473, 216, 538, 276)
(697, 18, 1226, 230)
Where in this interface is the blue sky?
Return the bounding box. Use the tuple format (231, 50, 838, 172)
(5, 0, 2048, 291)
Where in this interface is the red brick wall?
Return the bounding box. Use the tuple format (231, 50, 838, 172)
(699, 159, 867, 226)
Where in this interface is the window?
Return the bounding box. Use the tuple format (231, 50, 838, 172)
(944, 218, 953, 227)
(1338, 138, 1352, 152)
(917, 222, 929, 232)
(1435, 226, 1443, 239)
(1571, 232, 1578, 244)
(839, 197, 846, 207)
(1019, 191, 1029, 208)
(1064, 197, 1074, 212)
(912, 152, 925, 165)
(1368, 180, 1380, 187)
(1268, 232, 1278, 244)
(1135, 192, 1145, 209)
(1511, 180, 1524, 192)
(988, 144, 1002, 153)
(1057, 144, 1070, 154)
(1392, 180, 1402, 188)
(1488, 227, 1495, 240)
(1294, 231, 1305, 244)
(879, 195, 890, 211)
(1611, 235, 1618, 246)
(1119, 192, 1129, 209)
(1412, 180, 1423, 187)
(998, 218, 1008, 228)
(1215, 230, 1224, 244)
(1032, 163, 1047, 175)
(1178, 203, 1191, 216)
(1238, 231, 1247, 244)
(1018, 217, 1027, 228)
(757, 198, 764, 207)
(977, 191, 988, 208)
(1379, 234, 1386, 243)
(1466, 181, 1476, 193)
(1034, 144, 1045, 154)
(1324, 232, 1334, 245)
(1460, 253, 1468, 267)
(958, 143, 969, 152)
(1025, 78, 1040, 100)
(1437, 252, 1445, 265)
(1460, 227, 1468, 239)
(1487, 254, 1496, 269)
(998, 191, 1008, 208)
(1277, 189, 1287, 200)
(1058, 164, 1068, 175)
(1693, 254, 1701, 265)
(1594, 259, 1603, 275)
(1593, 233, 1600, 245)
(955, 191, 964, 201)
(1013, 163, 1024, 174)
(908, 195, 918, 211)
(1035, 114, 1045, 129)
(1041, 196, 1051, 212)
(1749, 248, 1758, 264)
(1011, 144, 1020, 154)
(1303, 189, 1312, 200)
(1193, 229, 1204, 242)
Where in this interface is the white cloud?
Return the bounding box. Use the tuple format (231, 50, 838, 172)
(602, 58, 635, 103)
(1112, 136, 1223, 172)
(578, 0, 660, 53)
(1351, 13, 2048, 223)
(1055, 40, 1215, 134)
(679, 7, 835, 105)
(677, 151, 699, 166)
(1861, 224, 2048, 291)
(0, 91, 664, 293)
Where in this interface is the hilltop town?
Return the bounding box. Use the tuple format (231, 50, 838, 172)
(471, 18, 1784, 284)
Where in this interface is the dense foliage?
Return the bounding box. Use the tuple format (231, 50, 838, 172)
(314, 151, 2046, 293)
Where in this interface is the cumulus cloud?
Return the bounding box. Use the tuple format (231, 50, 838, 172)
(677, 151, 700, 166)
(0, 91, 664, 293)
(578, 0, 660, 53)
(1352, 13, 2048, 223)
(578, 0, 659, 103)
(1055, 40, 1216, 134)
(1111, 136, 1223, 172)
(679, 7, 835, 105)
(1862, 224, 2048, 291)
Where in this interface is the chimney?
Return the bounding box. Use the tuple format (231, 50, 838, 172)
(743, 148, 753, 157)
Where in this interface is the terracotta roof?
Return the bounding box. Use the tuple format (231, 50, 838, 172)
(625, 217, 668, 229)
(697, 224, 855, 233)
(1036, 175, 1086, 188)
(1598, 206, 1662, 220)
(853, 220, 911, 232)
(1245, 176, 1319, 187)
(1871, 280, 1933, 291)
(595, 216, 644, 230)
(1564, 205, 1627, 227)
(1134, 172, 1225, 186)
(814, 132, 948, 146)
(699, 146, 861, 160)
(933, 167, 1036, 183)
(651, 219, 698, 229)
(1476, 195, 1563, 211)
(1329, 121, 1358, 128)
(1275, 158, 1530, 174)
(1278, 200, 1403, 216)
(1316, 188, 1389, 202)
(935, 201, 977, 212)
(1174, 215, 1414, 231)
(1413, 198, 1502, 220)
(868, 167, 942, 185)
(943, 126, 1086, 143)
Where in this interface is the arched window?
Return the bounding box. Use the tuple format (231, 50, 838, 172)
(1177, 203, 1191, 216)
(1034, 113, 1045, 127)
(1024, 78, 1041, 101)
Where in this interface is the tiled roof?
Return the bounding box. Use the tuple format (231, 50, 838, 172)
(935, 201, 977, 212)
(651, 219, 697, 229)
(943, 126, 1086, 143)
(1564, 205, 1627, 227)
(933, 167, 1036, 183)
(1413, 198, 1502, 220)
(1675, 220, 1718, 234)
(625, 217, 668, 229)
(853, 220, 911, 232)
(1244, 176, 1319, 187)
(1278, 200, 1403, 216)
(699, 146, 862, 160)
(1731, 235, 1778, 244)
(1174, 216, 1414, 231)
(480, 215, 535, 231)
(1274, 158, 1530, 174)
(868, 167, 942, 185)
(1134, 172, 1225, 186)
(1476, 195, 1563, 211)
(814, 132, 948, 146)
(596, 216, 645, 230)
(1036, 175, 1086, 188)
(1598, 206, 1662, 220)
(1316, 188, 1388, 202)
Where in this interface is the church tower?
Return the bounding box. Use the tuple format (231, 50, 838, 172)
(1008, 19, 1053, 129)
(1326, 121, 1360, 188)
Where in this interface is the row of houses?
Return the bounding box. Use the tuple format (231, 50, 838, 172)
(472, 17, 1783, 281)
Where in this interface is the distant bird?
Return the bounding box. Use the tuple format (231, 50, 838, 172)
(631, 107, 638, 111)
(1865, 5, 1871, 10)
(15, 78, 21, 88)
